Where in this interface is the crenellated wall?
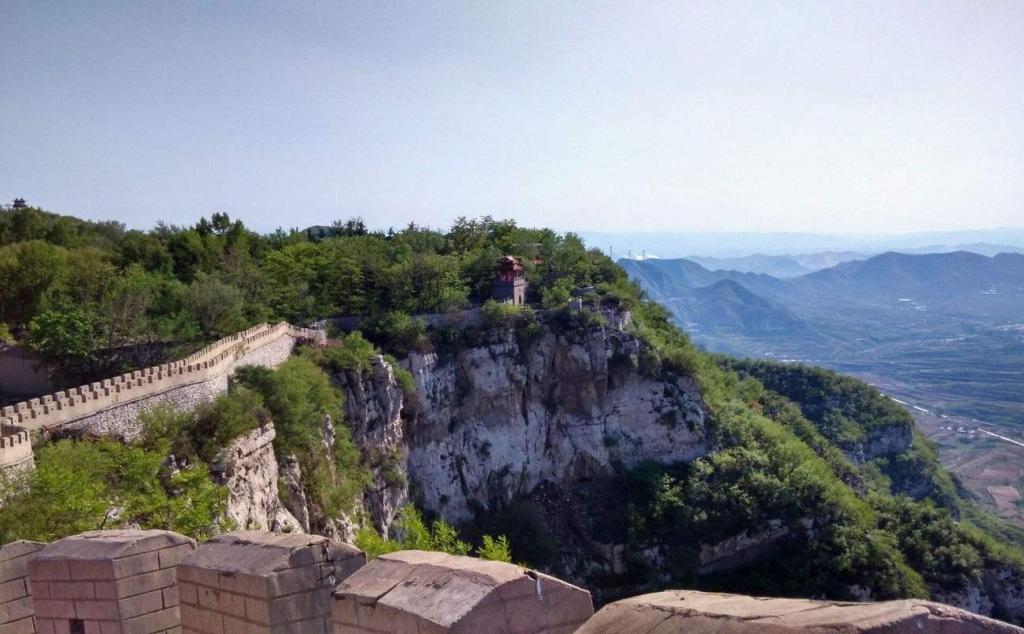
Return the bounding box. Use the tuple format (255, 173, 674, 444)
(0, 424, 33, 473)
(0, 322, 321, 476)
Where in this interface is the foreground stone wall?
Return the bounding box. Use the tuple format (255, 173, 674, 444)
(179, 532, 364, 634)
(577, 589, 1024, 634)
(4, 529, 1023, 633)
(332, 550, 595, 634)
(0, 540, 46, 634)
(29, 530, 195, 634)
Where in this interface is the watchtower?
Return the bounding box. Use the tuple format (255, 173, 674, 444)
(492, 256, 527, 305)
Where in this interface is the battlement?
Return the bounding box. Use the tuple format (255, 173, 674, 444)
(0, 424, 33, 471)
(0, 321, 320, 434)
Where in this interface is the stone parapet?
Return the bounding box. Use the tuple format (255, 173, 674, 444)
(0, 540, 46, 634)
(0, 424, 34, 472)
(0, 322, 320, 434)
(331, 550, 594, 634)
(178, 531, 364, 634)
(28, 529, 196, 634)
(576, 589, 1024, 633)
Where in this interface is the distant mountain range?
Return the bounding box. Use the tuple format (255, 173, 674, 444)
(632, 244, 1024, 278)
(621, 250, 1024, 428)
(582, 228, 1024, 259)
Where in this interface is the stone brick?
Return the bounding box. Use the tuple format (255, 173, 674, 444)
(74, 598, 121, 620)
(122, 606, 181, 634)
(31, 579, 52, 599)
(158, 545, 195, 570)
(223, 615, 269, 634)
(268, 590, 326, 625)
(179, 604, 222, 634)
(95, 581, 117, 600)
(0, 598, 36, 622)
(162, 585, 179, 608)
(113, 553, 160, 580)
(214, 573, 266, 599)
(178, 583, 198, 607)
(31, 560, 72, 581)
(34, 598, 77, 619)
(3, 615, 37, 634)
(51, 580, 96, 599)
(0, 576, 26, 602)
(119, 589, 164, 619)
(244, 596, 270, 625)
(71, 560, 116, 581)
(115, 569, 176, 599)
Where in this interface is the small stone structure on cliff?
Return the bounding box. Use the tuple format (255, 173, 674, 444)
(178, 531, 364, 634)
(28, 529, 196, 634)
(0, 539, 46, 634)
(492, 255, 527, 305)
(331, 550, 595, 633)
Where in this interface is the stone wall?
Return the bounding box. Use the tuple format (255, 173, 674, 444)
(0, 540, 46, 634)
(178, 532, 364, 634)
(0, 425, 34, 473)
(0, 322, 318, 436)
(0, 322, 320, 477)
(28, 529, 195, 634)
(331, 550, 594, 634)
(5, 530, 1023, 633)
(577, 589, 1024, 634)
(0, 344, 54, 400)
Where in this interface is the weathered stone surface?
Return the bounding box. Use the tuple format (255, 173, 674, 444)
(576, 590, 1024, 633)
(402, 319, 708, 525)
(179, 531, 364, 634)
(221, 422, 302, 533)
(331, 550, 593, 633)
(334, 356, 409, 537)
(29, 529, 195, 634)
(0, 540, 45, 634)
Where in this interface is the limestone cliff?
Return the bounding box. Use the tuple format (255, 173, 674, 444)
(402, 319, 707, 524)
(219, 421, 301, 533)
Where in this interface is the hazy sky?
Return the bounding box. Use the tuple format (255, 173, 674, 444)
(2, 1, 1022, 234)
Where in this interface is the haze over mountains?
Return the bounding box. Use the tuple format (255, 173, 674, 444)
(583, 229, 1024, 259)
(622, 249, 1024, 430)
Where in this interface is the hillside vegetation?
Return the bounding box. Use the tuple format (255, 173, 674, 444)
(1, 204, 1023, 621)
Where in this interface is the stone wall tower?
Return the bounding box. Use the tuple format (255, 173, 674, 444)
(492, 255, 527, 306)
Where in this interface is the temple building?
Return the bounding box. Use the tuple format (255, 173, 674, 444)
(492, 255, 527, 305)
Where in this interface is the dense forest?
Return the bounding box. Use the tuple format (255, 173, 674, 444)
(0, 205, 621, 370)
(2, 204, 1023, 621)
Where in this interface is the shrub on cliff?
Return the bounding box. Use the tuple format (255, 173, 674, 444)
(0, 439, 228, 544)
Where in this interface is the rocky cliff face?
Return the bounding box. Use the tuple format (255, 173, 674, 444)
(220, 421, 301, 532)
(402, 320, 708, 524)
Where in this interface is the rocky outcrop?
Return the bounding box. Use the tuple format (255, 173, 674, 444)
(221, 421, 301, 533)
(934, 565, 1024, 625)
(333, 356, 409, 536)
(577, 590, 1024, 633)
(402, 322, 708, 523)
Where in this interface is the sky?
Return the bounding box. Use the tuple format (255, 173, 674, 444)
(1, 1, 1022, 234)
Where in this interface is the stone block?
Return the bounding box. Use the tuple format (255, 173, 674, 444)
(122, 606, 180, 634)
(118, 589, 164, 619)
(576, 590, 1024, 633)
(30, 530, 193, 634)
(74, 598, 121, 620)
(332, 550, 593, 633)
